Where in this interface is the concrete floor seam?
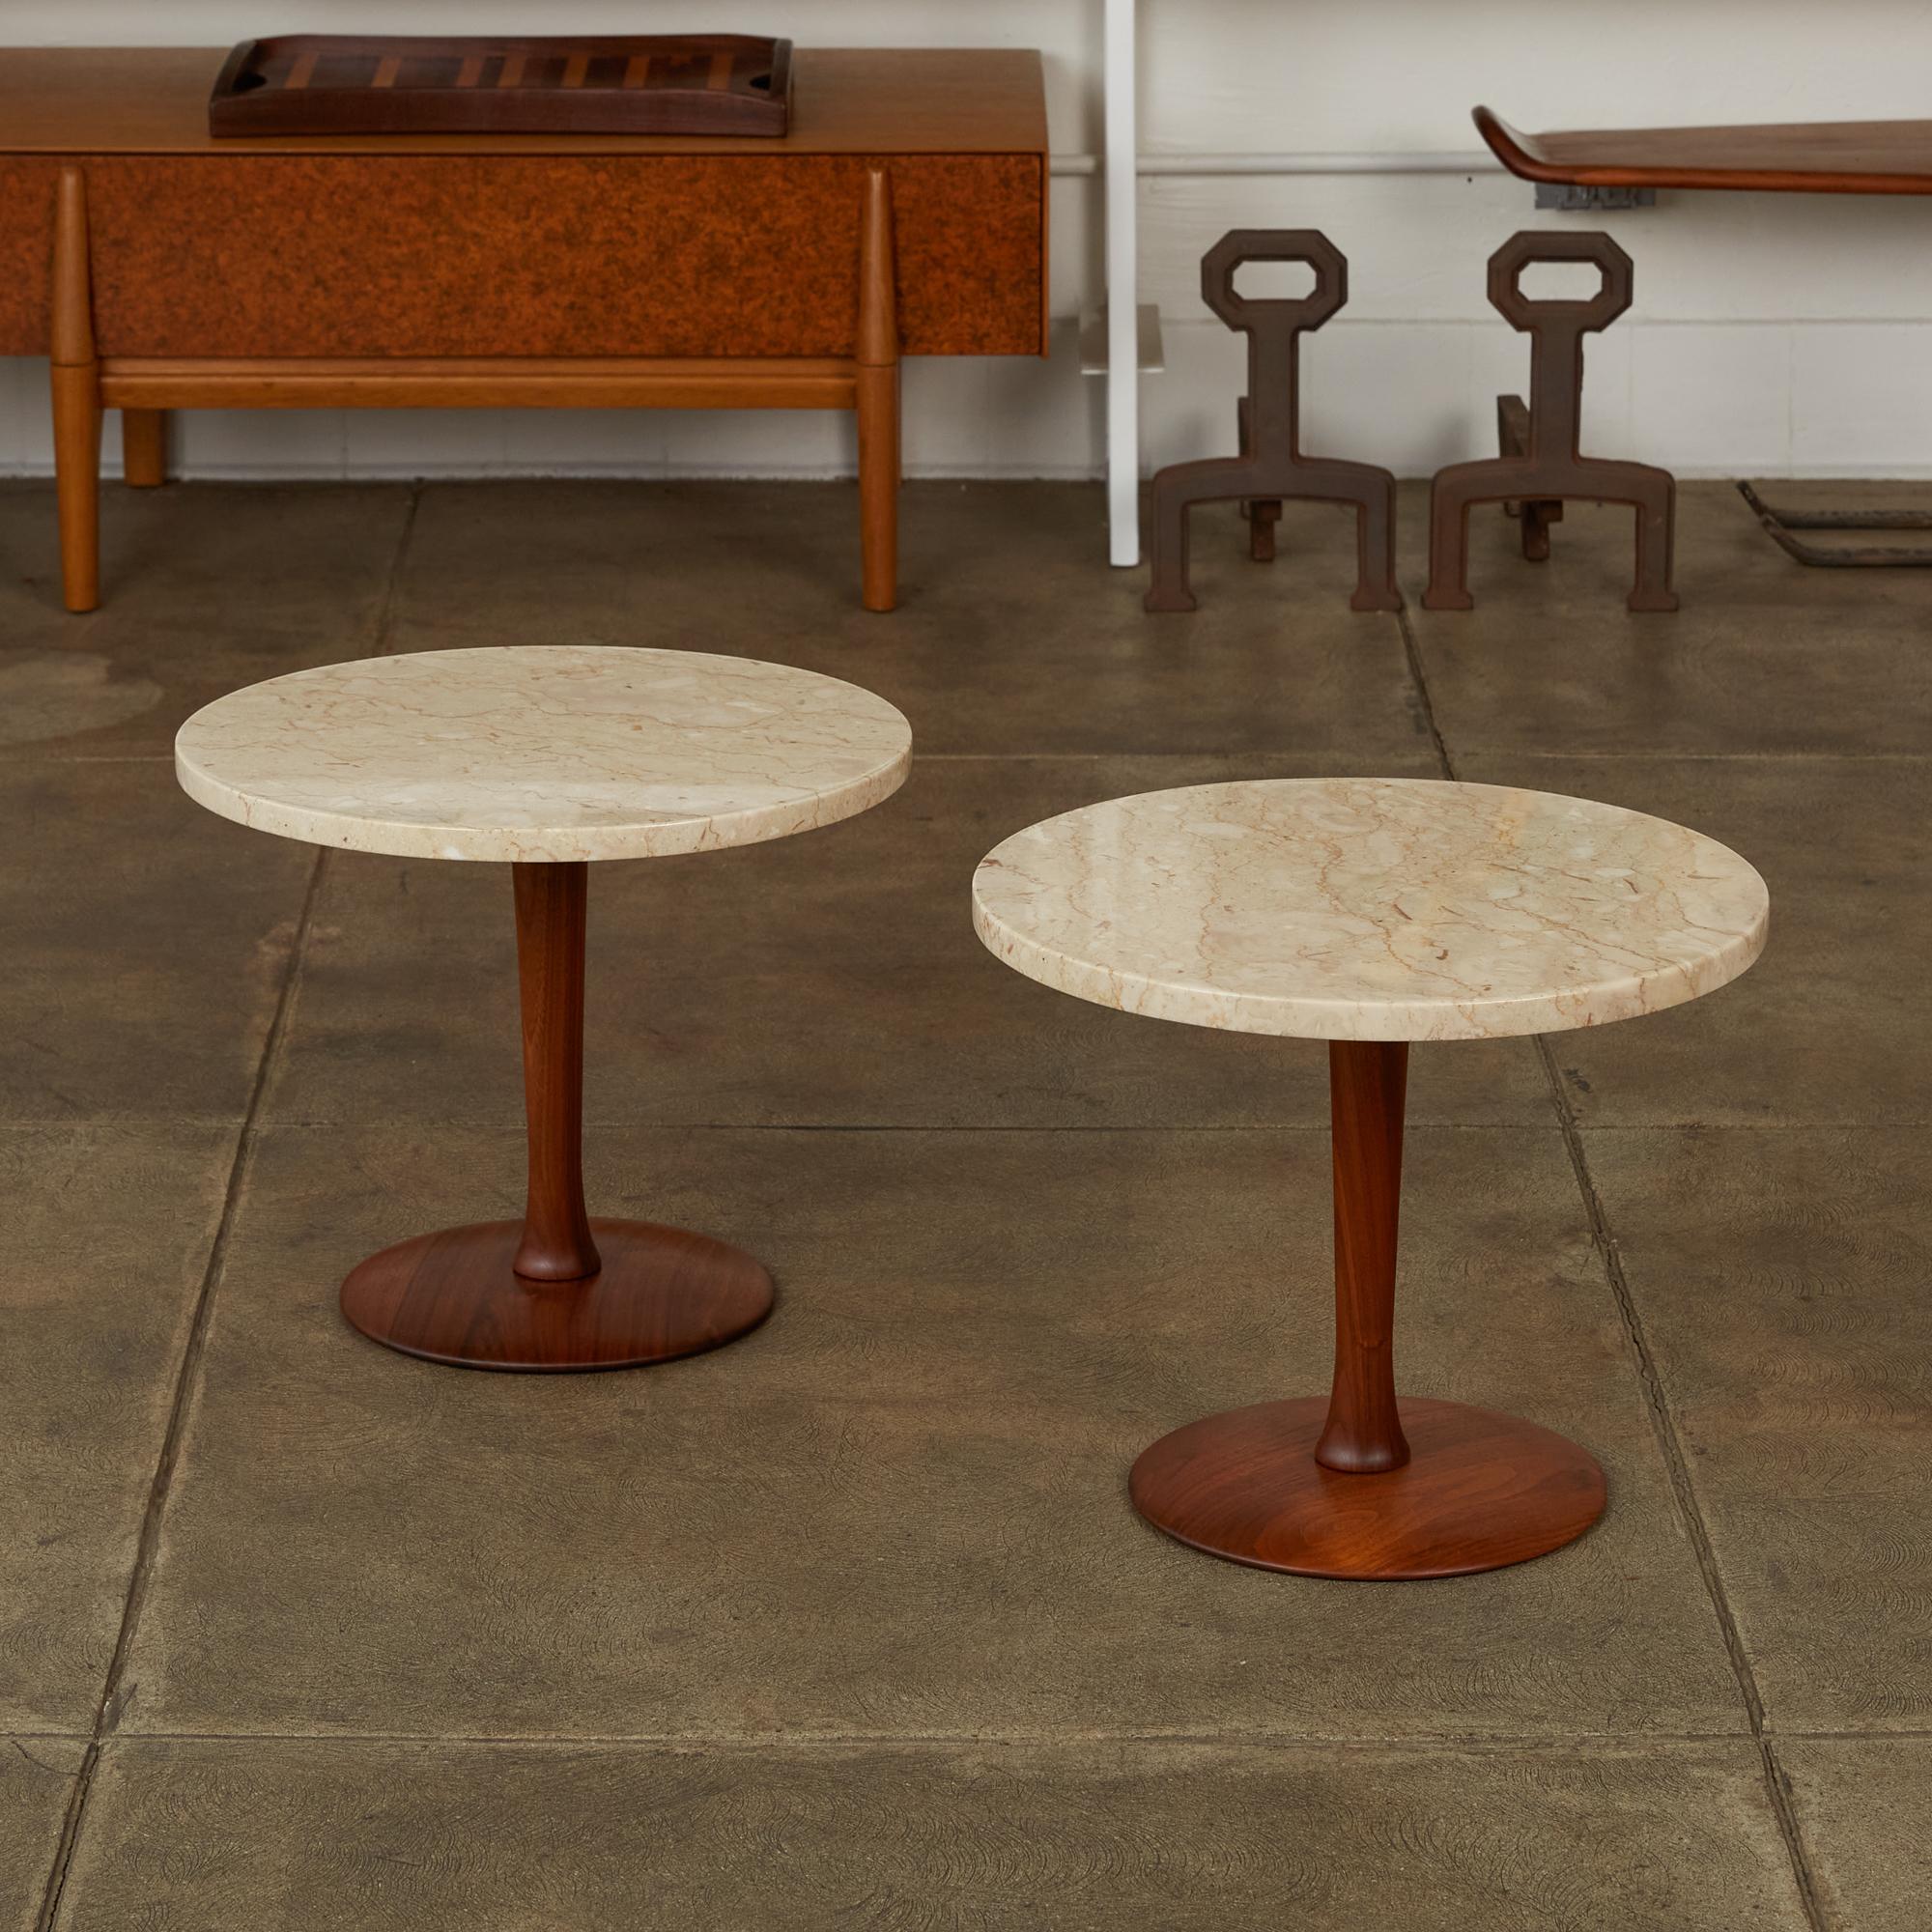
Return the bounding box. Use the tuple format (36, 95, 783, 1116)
(1534, 853, 1830, 1924)
(57, 1726, 1772, 1752)
(23, 1722, 1932, 1747)
(32, 483, 426, 1932)
(33, 848, 327, 1932)
(1396, 590, 1831, 1931)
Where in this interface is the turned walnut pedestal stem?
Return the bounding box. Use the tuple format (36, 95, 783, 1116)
(1316, 1041, 1410, 1475)
(1127, 1037, 1608, 1579)
(511, 862, 600, 1284)
(337, 858, 776, 1371)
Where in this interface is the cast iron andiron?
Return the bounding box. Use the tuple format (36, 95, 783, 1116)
(1425, 230, 1678, 613)
(1146, 230, 1401, 615)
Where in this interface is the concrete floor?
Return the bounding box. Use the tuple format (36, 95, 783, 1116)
(1, 473, 1927, 1930)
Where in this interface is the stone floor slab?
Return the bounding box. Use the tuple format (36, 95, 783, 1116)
(0, 761, 314, 1123)
(1585, 1128, 1932, 1733)
(391, 481, 1433, 759)
(0, 1125, 234, 1731)
(122, 1122, 1740, 1743)
(1779, 1737, 1932, 1932)
(1455, 753, 1929, 1127)
(56, 1737, 1805, 1932)
(0, 481, 413, 759)
(1400, 480, 1932, 757)
(0, 1736, 83, 1932)
(263, 753, 1548, 1133)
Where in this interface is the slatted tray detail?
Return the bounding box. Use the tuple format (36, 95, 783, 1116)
(210, 35, 793, 138)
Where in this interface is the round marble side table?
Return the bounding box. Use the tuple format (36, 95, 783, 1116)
(178, 645, 910, 1373)
(973, 778, 1769, 1579)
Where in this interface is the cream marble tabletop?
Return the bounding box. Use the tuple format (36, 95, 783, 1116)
(176, 645, 913, 862)
(972, 778, 1769, 1042)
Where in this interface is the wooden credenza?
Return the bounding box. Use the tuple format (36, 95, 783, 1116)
(0, 47, 1050, 612)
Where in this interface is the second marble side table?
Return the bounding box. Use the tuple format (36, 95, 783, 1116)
(178, 645, 910, 1372)
(973, 778, 1769, 1579)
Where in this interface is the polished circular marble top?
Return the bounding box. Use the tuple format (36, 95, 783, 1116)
(176, 646, 912, 862)
(972, 778, 1769, 1042)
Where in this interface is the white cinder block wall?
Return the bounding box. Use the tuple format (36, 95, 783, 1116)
(5, 0, 1931, 480)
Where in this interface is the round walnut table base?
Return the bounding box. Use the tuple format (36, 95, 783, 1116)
(1130, 1395, 1605, 1580)
(341, 1219, 775, 1374)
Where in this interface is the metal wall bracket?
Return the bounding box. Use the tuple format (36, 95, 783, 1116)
(1079, 301, 1166, 375)
(1534, 184, 1656, 212)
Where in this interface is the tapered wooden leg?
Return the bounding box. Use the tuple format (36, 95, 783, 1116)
(122, 409, 168, 488)
(339, 863, 773, 1372)
(52, 367, 101, 613)
(891, 362, 902, 490)
(857, 364, 898, 613)
(856, 166, 899, 613)
(1129, 1039, 1606, 1578)
(50, 166, 100, 614)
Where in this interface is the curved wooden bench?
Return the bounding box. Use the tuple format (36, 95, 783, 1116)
(1474, 105, 1932, 196)
(1476, 105, 1932, 566)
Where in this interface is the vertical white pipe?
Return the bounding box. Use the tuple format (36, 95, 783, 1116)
(1103, 0, 1140, 566)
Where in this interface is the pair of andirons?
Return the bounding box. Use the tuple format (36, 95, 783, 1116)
(1145, 229, 1678, 615)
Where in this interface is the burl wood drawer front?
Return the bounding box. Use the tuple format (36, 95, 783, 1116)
(0, 153, 1043, 359)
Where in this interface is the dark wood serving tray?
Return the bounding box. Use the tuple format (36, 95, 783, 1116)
(209, 34, 794, 138)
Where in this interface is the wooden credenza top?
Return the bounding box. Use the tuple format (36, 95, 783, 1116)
(0, 45, 1048, 157)
(0, 45, 1049, 362)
